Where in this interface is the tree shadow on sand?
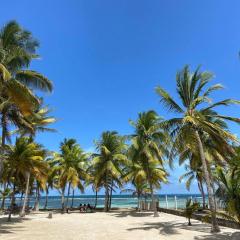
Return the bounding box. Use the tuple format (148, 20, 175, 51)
(0, 215, 29, 235)
(194, 232, 240, 240)
(127, 221, 240, 239)
(109, 210, 155, 218)
(111, 210, 240, 239)
(127, 221, 180, 235)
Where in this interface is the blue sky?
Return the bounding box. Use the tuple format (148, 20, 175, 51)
(1, 0, 240, 195)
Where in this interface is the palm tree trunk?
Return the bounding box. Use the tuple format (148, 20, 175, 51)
(20, 192, 24, 203)
(195, 130, 220, 232)
(95, 189, 98, 208)
(71, 188, 74, 208)
(1, 182, 7, 210)
(188, 217, 192, 226)
(66, 182, 71, 209)
(0, 111, 7, 178)
(108, 179, 113, 210)
(137, 193, 140, 211)
(20, 172, 30, 217)
(198, 180, 206, 209)
(61, 187, 65, 213)
(33, 185, 40, 211)
(8, 183, 16, 222)
(150, 182, 159, 217)
(104, 185, 109, 212)
(44, 186, 49, 209)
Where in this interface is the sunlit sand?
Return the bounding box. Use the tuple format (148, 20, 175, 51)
(0, 210, 239, 240)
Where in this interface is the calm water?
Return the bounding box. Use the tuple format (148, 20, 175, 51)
(1, 194, 204, 209)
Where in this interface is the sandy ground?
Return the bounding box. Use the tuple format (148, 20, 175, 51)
(0, 210, 239, 240)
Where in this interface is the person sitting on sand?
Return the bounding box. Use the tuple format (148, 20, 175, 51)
(79, 204, 85, 212)
(87, 203, 93, 210)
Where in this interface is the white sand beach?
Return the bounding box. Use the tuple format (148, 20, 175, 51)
(0, 210, 239, 240)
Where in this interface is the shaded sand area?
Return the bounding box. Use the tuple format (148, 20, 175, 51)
(0, 210, 239, 240)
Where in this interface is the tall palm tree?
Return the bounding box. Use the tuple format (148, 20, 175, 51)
(129, 111, 169, 216)
(87, 161, 104, 208)
(92, 131, 127, 212)
(44, 154, 59, 209)
(123, 161, 163, 210)
(0, 21, 53, 176)
(5, 137, 48, 217)
(155, 65, 240, 232)
(56, 138, 88, 212)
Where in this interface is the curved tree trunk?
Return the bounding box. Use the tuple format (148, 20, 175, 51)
(71, 188, 75, 208)
(195, 130, 220, 233)
(44, 186, 49, 209)
(20, 172, 30, 217)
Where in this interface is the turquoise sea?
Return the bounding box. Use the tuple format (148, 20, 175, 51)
(2, 194, 204, 209)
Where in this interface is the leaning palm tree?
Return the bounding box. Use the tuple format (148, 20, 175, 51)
(0, 21, 53, 176)
(155, 65, 240, 232)
(5, 137, 48, 217)
(92, 131, 127, 212)
(129, 111, 169, 216)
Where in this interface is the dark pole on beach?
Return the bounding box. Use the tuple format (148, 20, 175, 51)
(71, 188, 74, 208)
(95, 189, 98, 208)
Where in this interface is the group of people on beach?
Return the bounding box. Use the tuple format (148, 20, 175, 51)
(79, 203, 94, 213)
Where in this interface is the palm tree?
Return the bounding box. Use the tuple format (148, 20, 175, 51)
(87, 161, 103, 208)
(5, 137, 48, 217)
(179, 163, 206, 209)
(0, 156, 11, 210)
(56, 138, 88, 212)
(129, 111, 168, 216)
(215, 167, 240, 225)
(0, 187, 11, 210)
(92, 131, 127, 212)
(0, 21, 53, 176)
(184, 199, 200, 226)
(155, 65, 240, 232)
(14, 102, 56, 138)
(44, 154, 59, 209)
